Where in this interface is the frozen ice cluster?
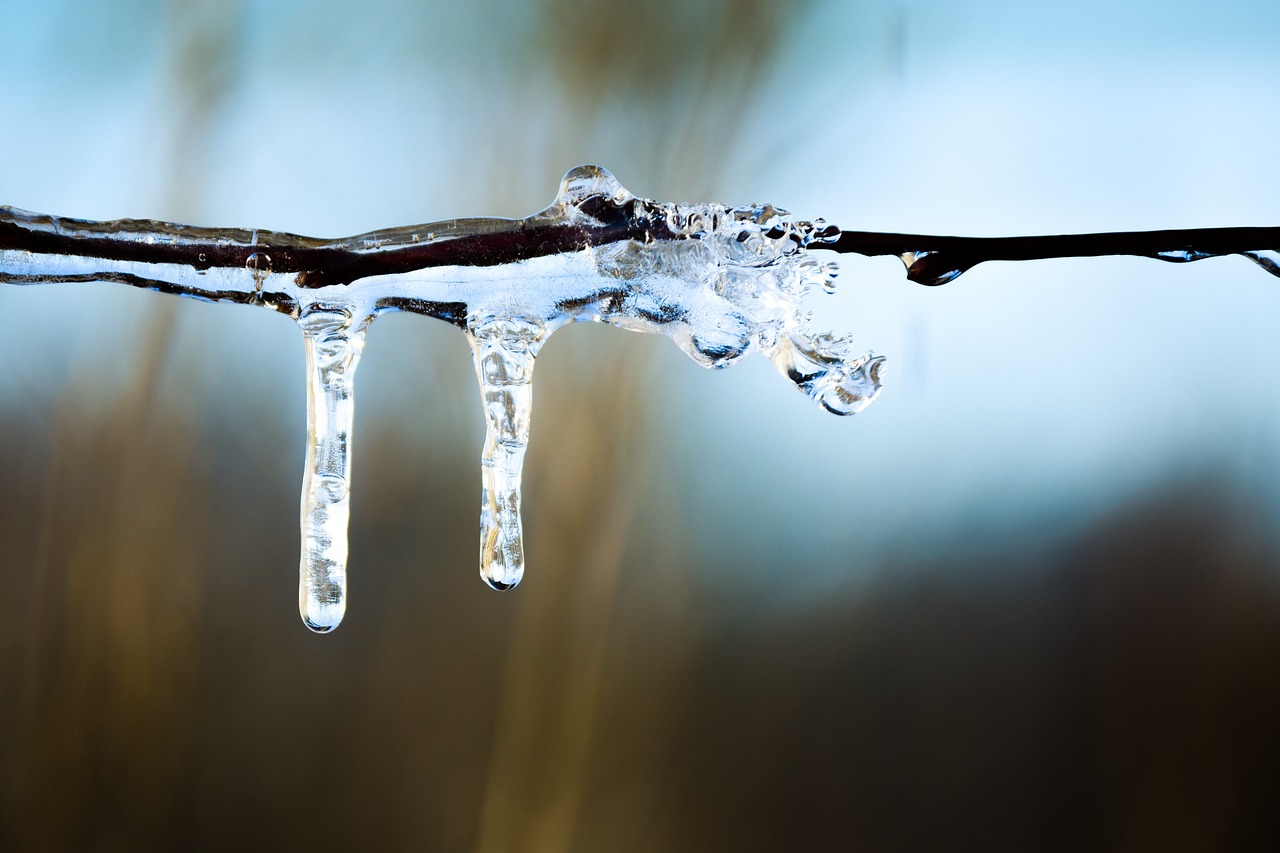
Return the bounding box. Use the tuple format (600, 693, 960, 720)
(0, 165, 883, 631)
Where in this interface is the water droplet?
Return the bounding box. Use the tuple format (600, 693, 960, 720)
(1243, 249, 1280, 277)
(900, 251, 966, 286)
(809, 219, 841, 244)
(555, 165, 632, 211)
(246, 251, 272, 292)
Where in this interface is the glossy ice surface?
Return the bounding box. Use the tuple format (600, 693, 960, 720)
(1, 166, 876, 630)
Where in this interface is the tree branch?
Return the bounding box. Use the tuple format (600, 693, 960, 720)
(5, 164, 1278, 632)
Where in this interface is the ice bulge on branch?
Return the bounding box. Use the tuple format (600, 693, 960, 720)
(453, 166, 883, 596)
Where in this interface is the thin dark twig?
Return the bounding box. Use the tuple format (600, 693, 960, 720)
(821, 227, 1280, 285)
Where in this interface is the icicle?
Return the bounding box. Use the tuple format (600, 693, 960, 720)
(297, 304, 368, 632)
(467, 316, 546, 590)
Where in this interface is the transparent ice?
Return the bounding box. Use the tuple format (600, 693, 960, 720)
(0, 166, 879, 630)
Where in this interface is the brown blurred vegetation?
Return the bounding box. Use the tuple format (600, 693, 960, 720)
(3, 331, 1280, 851)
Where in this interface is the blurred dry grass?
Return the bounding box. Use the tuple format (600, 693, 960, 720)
(4, 336, 1280, 850)
(3, 0, 1280, 850)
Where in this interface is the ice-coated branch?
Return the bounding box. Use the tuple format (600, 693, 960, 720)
(4, 164, 1278, 631)
(0, 174, 676, 319)
(0, 166, 877, 630)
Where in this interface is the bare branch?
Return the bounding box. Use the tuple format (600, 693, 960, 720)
(823, 227, 1280, 286)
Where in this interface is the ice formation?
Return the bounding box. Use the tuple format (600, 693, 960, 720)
(7, 165, 1274, 630)
(0, 166, 879, 630)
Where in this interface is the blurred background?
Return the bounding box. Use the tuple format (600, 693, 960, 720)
(3, 0, 1280, 849)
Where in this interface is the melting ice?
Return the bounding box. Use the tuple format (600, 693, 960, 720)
(0, 165, 884, 631)
(285, 166, 883, 626)
(448, 169, 884, 600)
(4, 168, 1279, 632)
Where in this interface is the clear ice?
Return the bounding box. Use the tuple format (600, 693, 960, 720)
(470, 317, 545, 591)
(449, 169, 884, 595)
(297, 306, 367, 631)
(6, 167, 1279, 630)
(0, 165, 884, 630)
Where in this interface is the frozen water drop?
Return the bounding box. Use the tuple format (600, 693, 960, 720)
(554, 165, 633, 222)
(809, 218, 841, 244)
(772, 334, 886, 415)
(312, 473, 349, 504)
(821, 260, 840, 294)
(246, 251, 272, 293)
(900, 250, 967, 286)
(1243, 249, 1280, 277)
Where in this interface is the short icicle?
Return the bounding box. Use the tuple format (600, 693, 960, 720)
(468, 316, 546, 590)
(297, 304, 368, 632)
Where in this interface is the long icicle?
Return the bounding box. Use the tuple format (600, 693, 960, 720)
(297, 305, 368, 632)
(468, 317, 546, 591)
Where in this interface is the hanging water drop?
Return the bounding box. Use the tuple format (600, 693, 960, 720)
(821, 260, 840, 294)
(246, 251, 272, 297)
(1244, 249, 1280, 276)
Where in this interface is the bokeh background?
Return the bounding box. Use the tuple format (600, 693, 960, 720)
(3, 1, 1280, 849)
